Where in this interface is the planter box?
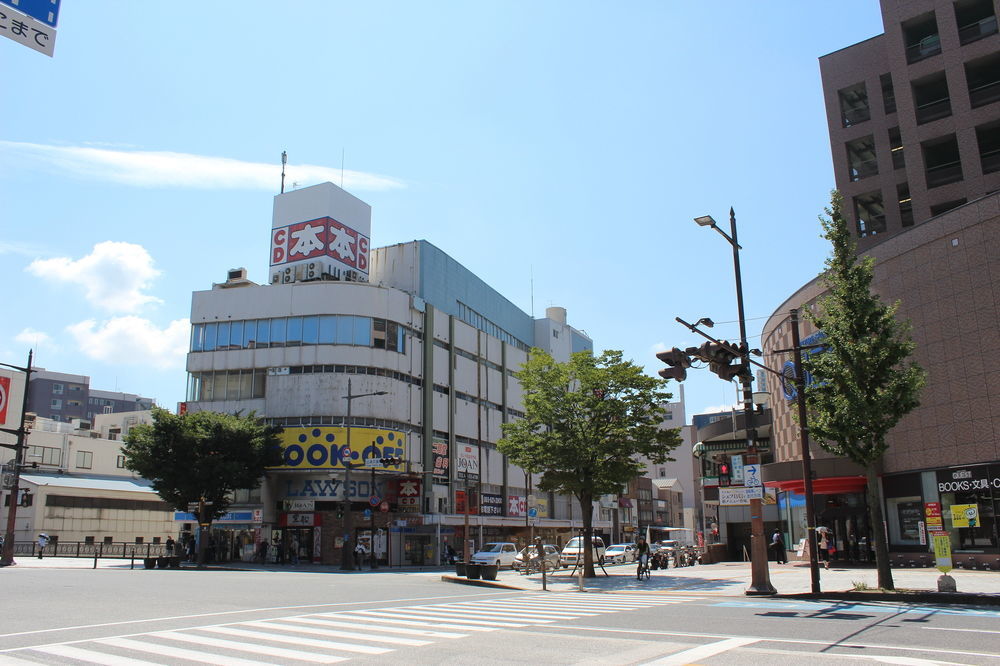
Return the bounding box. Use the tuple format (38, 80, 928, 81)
(465, 563, 482, 580)
(143, 558, 156, 569)
(481, 564, 499, 581)
(169, 556, 182, 569)
(156, 557, 169, 569)
(455, 563, 466, 576)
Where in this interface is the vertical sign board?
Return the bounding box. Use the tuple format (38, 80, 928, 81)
(270, 182, 372, 285)
(743, 464, 762, 487)
(0, 4, 56, 56)
(933, 532, 952, 573)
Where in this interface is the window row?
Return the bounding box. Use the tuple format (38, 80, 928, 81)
(840, 55, 1000, 131)
(904, 1, 997, 65)
(456, 301, 530, 351)
(187, 370, 267, 402)
(191, 316, 407, 354)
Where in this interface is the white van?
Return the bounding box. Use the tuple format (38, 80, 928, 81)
(559, 536, 606, 567)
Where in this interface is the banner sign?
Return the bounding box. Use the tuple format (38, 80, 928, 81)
(924, 502, 944, 531)
(271, 426, 405, 470)
(718, 486, 777, 505)
(0, 376, 9, 425)
(933, 532, 953, 573)
(396, 478, 421, 513)
(431, 437, 449, 480)
(950, 503, 979, 528)
(507, 495, 525, 517)
(455, 490, 478, 515)
(480, 493, 504, 516)
(281, 476, 384, 500)
(457, 444, 480, 480)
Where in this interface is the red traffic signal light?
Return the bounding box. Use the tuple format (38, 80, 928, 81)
(656, 347, 692, 382)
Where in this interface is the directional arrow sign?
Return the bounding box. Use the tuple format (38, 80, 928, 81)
(0, 0, 61, 27)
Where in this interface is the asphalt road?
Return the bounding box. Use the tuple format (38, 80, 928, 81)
(2, 568, 999, 664)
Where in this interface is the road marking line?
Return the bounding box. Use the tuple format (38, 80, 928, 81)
(283, 616, 467, 638)
(244, 620, 430, 646)
(27, 643, 164, 666)
(99, 637, 269, 666)
(153, 630, 346, 663)
(320, 613, 495, 632)
(197, 625, 391, 654)
(643, 637, 759, 664)
(419, 605, 582, 619)
(923, 627, 1000, 635)
(377, 607, 555, 624)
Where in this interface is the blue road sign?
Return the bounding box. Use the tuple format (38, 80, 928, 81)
(0, 0, 60, 28)
(528, 508, 538, 518)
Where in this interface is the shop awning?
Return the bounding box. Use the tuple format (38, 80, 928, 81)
(766, 475, 866, 494)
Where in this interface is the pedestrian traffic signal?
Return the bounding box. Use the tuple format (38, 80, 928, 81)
(656, 347, 692, 382)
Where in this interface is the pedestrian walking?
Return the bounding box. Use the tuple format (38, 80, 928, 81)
(165, 536, 175, 555)
(817, 527, 831, 569)
(770, 529, 787, 564)
(186, 536, 196, 562)
(354, 541, 366, 568)
(289, 536, 300, 565)
(36, 533, 49, 559)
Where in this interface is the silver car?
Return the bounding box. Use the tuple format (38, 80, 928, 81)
(512, 544, 561, 571)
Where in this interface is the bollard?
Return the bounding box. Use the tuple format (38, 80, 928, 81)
(130, 548, 135, 570)
(577, 561, 584, 592)
(93, 548, 98, 569)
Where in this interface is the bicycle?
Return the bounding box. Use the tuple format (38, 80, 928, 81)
(636, 554, 650, 580)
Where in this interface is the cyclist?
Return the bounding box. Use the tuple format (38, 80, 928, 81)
(635, 535, 651, 578)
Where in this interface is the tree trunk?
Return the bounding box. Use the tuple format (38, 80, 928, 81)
(866, 464, 894, 590)
(580, 491, 595, 578)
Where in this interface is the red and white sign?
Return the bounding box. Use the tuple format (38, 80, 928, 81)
(925, 502, 944, 531)
(0, 376, 9, 425)
(507, 495, 526, 517)
(397, 478, 421, 513)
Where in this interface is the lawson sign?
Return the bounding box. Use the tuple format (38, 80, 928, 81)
(173, 511, 259, 523)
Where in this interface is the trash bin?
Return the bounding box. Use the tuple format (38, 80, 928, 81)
(481, 564, 499, 581)
(455, 563, 466, 577)
(465, 563, 482, 580)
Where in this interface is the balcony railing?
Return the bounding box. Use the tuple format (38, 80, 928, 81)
(906, 34, 941, 63)
(970, 79, 1000, 108)
(926, 160, 963, 188)
(849, 158, 879, 181)
(959, 15, 998, 45)
(842, 106, 871, 127)
(915, 96, 952, 124)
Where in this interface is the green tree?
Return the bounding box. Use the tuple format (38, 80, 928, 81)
(498, 349, 681, 577)
(803, 192, 926, 590)
(122, 407, 284, 564)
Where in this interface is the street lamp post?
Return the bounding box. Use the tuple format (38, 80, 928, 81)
(695, 209, 776, 596)
(0, 350, 34, 567)
(340, 378, 388, 571)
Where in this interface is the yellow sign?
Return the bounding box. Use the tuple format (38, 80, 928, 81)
(270, 426, 405, 470)
(932, 532, 952, 573)
(950, 503, 979, 528)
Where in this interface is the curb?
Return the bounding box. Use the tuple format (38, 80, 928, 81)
(779, 591, 1000, 607)
(440, 575, 526, 590)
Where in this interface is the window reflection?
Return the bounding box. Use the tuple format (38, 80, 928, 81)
(190, 315, 406, 355)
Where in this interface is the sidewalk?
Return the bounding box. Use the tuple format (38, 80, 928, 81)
(441, 560, 1000, 605)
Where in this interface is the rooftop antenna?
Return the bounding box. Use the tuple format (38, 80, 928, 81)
(530, 265, 535, 318)
(280, 151, 287, 194)
(341, 147, 345, 188)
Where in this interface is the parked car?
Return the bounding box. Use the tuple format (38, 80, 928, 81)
(470, 542, 519, 567)
(604, 543, 637, 564)
(560, 536, 606, 567)
(512, 544, 561, 571)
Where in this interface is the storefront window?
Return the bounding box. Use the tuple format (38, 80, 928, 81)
(936, 465, 999, 553)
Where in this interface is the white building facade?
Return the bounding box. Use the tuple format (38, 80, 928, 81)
(183, 182, 605, 566)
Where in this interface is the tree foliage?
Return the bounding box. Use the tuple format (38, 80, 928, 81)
(122, 406, 284, 521)
(498, 349, 681, 576)
(803, 191, 926, 589)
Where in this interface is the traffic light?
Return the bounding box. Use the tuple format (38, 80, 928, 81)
(696, 340, 750, 382)
(656, 347, 692, 382)
(718, 459, 731, 486)
(380, 456, 402, 467)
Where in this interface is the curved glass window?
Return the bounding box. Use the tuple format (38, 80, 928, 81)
(191, 315, 405, 355)
(270, 318, 286, 347)
(286, 317, 303, 347)
(243, 319, 257, 348)
(319, 316, 337, 343)
(204, 323, 218, 351)
(217, 322, 231, 350)
(303, 316, 319, 344)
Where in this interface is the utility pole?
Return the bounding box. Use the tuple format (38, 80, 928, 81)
(693, 209, 775, 596)
(0, 351, 34, 567)
(340, 378, 387, 571)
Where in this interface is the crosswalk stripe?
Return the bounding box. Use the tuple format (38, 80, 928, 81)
(320, 612, 495, 632)
(487, 599, 643, 610)
(416, 605, 582, 619)
(244, 620, 431, 646)
(350, 610, 525, 628)
(197, 625, 391, 655)
(28, 643, 164, 666)
(153, 630, 345, 663)
(380, 607, 555, 624)
(98, 637, 268, 666)
(281, 616, 468, 639)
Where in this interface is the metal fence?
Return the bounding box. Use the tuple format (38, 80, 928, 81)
(8, 541, 174, 559)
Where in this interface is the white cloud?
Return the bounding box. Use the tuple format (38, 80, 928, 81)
(15, 328, 52, 348)
(27, 241, 162, 313)
(0, 141, 404, 192)
(67, 317, 189, 370)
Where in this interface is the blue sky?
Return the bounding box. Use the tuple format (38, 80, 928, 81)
(0, 1, 885, 418)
